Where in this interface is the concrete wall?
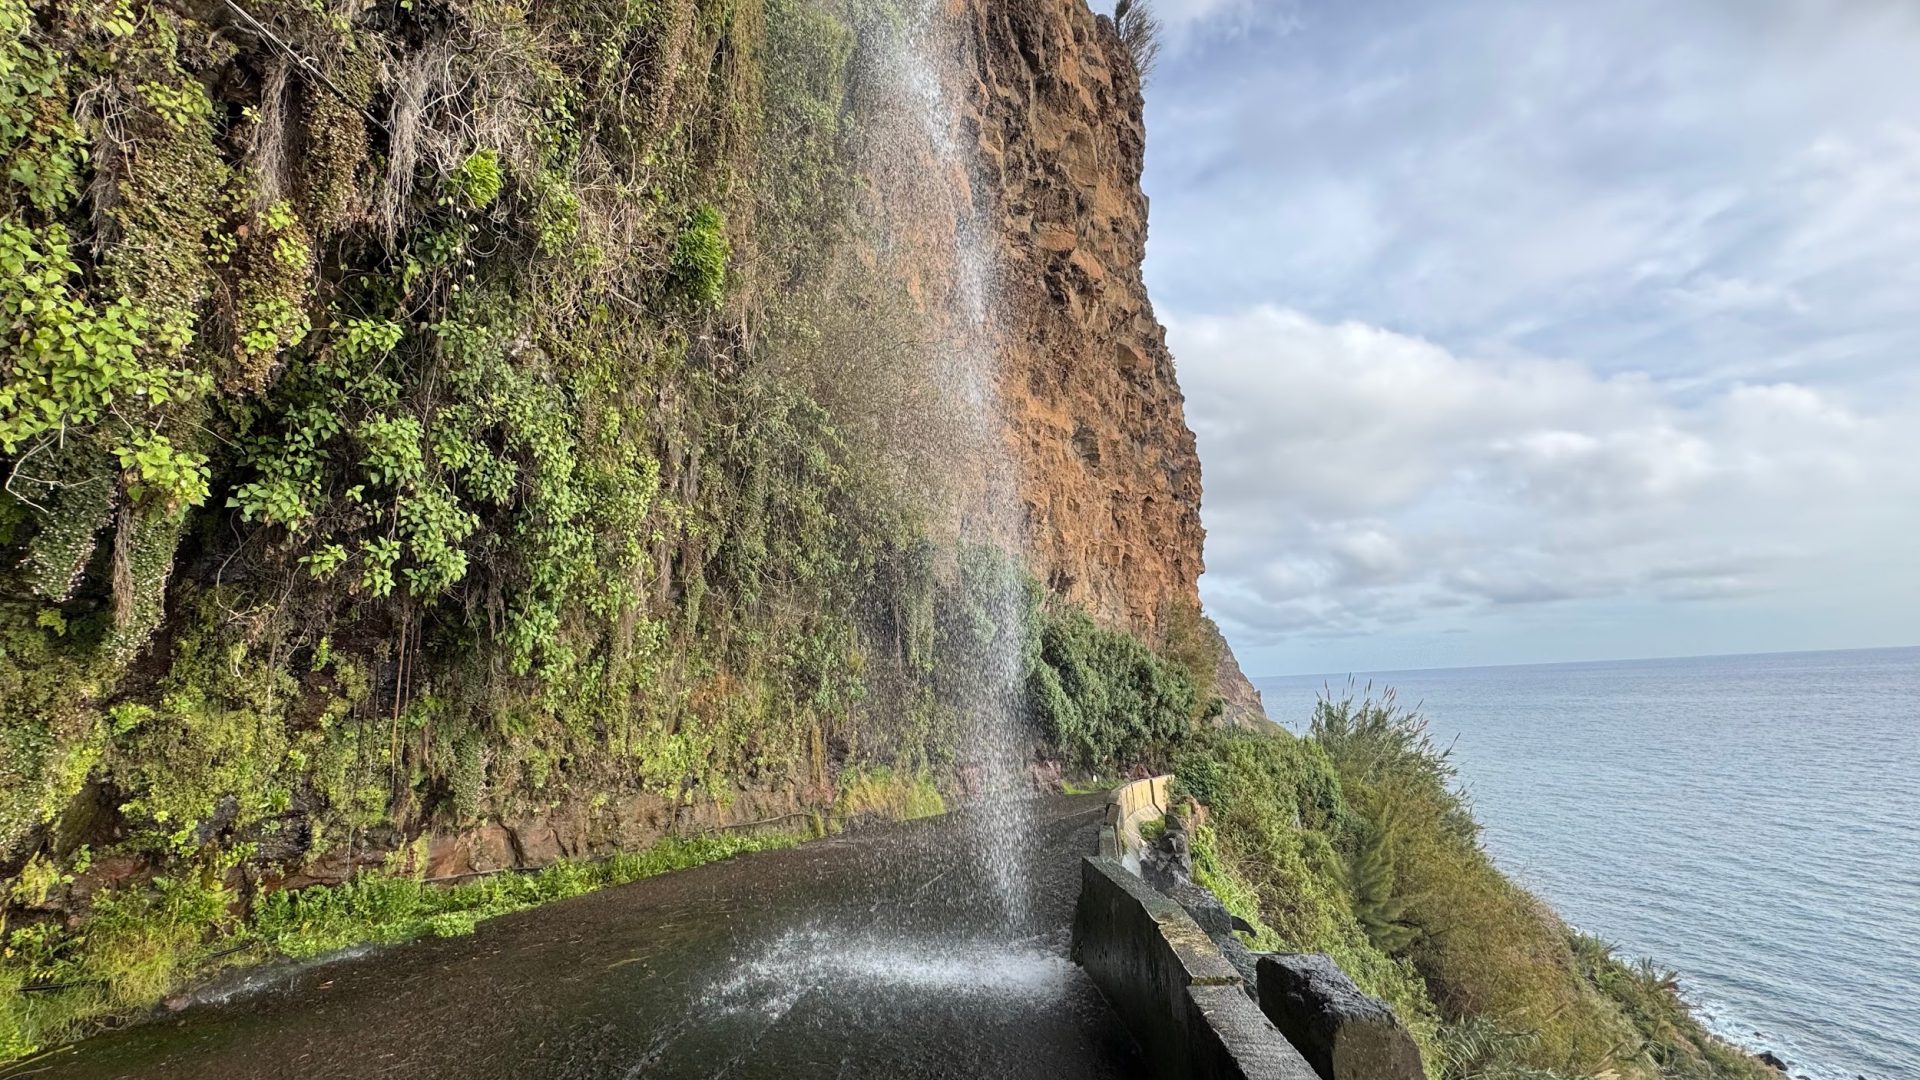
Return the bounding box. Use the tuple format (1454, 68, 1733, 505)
(1100, 775, 1171, 866)
(1072, 855, 1319, 1080)
(1255, 955, 1426, 1080)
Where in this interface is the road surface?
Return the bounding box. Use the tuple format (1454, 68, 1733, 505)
(26, 795, 1142, 1080)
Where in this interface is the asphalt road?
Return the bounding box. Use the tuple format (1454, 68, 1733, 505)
(25, 795, 1143, 1080)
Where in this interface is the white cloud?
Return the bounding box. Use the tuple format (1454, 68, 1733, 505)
(1143, 2, 1920, 387)
(1174, 307, 1920, 659)
(1134, 0, 1920, 669)
(1669, 276, 1809, 316)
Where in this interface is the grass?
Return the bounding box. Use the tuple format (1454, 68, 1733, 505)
(1061, 774, 1121, 796)
(1172, 691, 1772, 1080)
(252, 833, 801, 960)
(833, 767, 946, 825)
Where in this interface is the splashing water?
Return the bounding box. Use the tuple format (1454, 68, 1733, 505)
(856, 2, 1037, 926)
(702, 928, 1080, 1024)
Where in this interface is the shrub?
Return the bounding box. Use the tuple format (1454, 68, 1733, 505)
(452, 149, 503, 209)
(673, 205, 731, 305)
(1172, 691, 1772, 1080)
(1026, 607, 1204, 769)
(1113, 0, 1163, 84)
(1157, 599, 1227, 719)
(1172, 728, 1440, 1054)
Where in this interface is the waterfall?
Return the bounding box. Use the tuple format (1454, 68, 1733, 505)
(856, 0, 1037, 927)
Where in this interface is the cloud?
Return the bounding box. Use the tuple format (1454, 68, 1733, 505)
(1173, 307, 1920, 653)
(1131, 0, 1920, 668)
(1142, 0, 1920, 388)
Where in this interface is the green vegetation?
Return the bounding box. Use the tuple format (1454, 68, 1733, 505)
(253, 833, 800, 961)
(1026, 605, 1214, 771)
(673, 206, 732, 306)
(1060, 775, 1122, 796)
(0, 0, 1228, 1060)
(1172, 692, 1770, 1080)
(834, 767, 946, 826)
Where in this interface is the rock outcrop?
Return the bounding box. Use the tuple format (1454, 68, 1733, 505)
(962, 0, 1266, 721)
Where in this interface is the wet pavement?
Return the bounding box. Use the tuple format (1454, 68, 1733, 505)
(27, 795, 1143, 1080)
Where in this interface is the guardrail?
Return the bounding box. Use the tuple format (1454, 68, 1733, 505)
(1098, 775, 1171, 866)
(1075, 776, 1320, 1080)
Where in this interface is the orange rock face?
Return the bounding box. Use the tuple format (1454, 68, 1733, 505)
(962, 1, 1266, 724)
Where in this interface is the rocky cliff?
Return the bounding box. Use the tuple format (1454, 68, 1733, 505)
(0, 0, 1262, 1055)
(964, 1, 1266, 725)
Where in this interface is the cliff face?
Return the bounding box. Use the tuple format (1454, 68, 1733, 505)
(0, 0, 1261, 929)
(963, 1, 1266, 725)
(0, 0, 1269, 1054)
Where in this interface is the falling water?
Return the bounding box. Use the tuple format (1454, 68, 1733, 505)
(855, 1, 1037, 927)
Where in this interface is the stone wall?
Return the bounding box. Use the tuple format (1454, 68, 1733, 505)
(1076, 780, 1427, 1080)
(1072, 855, 1320, 1080)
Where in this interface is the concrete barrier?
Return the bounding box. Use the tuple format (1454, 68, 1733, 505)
(1072, 855, 1319, 1080)
(1077, 776, 1426, 1080)
(1101, 775, 1171, 866)
(1255, 954, 1425, 1080)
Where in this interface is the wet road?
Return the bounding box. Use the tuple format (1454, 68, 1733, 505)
(30, 795, 1143, 1080)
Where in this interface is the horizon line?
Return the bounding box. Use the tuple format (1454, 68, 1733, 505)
(1252, 641, 1920, 683)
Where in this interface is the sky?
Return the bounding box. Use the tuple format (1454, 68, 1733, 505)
(1106, 0, 1920, 677)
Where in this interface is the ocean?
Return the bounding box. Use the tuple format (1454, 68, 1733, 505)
(1254, 646, 1920, 1080)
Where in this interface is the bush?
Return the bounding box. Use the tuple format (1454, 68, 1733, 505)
(1172, 728, 1441, 1055)
(1307, 690, 1631, 1068)
(1113, 0, 1163, 84)
(1171, 691, 1773, 1080)
(1026, 607, 1204, 769)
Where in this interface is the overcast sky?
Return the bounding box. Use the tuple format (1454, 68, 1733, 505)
(1112, 0, 1920, 676)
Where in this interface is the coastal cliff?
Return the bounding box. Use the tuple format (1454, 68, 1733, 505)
(966, 0, 1265, 726)
(0, 3, 1781, 1077)
(0, 0, 1256, 1053)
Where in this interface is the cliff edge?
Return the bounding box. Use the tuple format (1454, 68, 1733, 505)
(968, 0, 1267, 725)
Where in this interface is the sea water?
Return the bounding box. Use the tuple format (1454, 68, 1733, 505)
(1257, 646, 1920, 1080)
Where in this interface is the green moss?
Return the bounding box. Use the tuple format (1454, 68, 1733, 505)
(0, 621, 107, 860)
(232, 200, 314, 388)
